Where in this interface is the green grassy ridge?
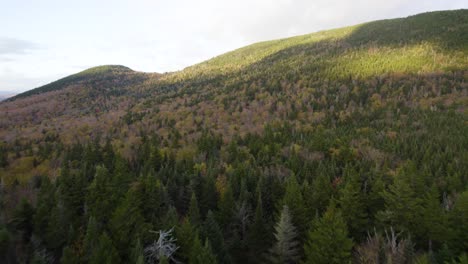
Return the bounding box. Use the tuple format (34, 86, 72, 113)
(7, 65, 135, 101)
(173, 9, 468, 81)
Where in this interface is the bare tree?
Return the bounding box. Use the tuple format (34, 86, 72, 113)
(144, 228, 179, 264)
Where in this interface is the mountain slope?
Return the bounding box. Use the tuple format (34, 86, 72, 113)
(0, 9, 467, 263)
(8, 65, 145, 101)
(0, 9, 467, 174)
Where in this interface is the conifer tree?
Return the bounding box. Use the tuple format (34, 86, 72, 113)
(190, 234, 218, 264)
(268, 205, 300, 264)
(83, 216, 100, 261)
(203, 210, 231, 264)
(33, 177, 56, 242)
(11, 198, 34, 242)
(109, 185, 145, 259)
(175, 219, 197, 262)
(89, 232, 120, 264)
(303, 202, 353, 264)
(188, 192, 201, 227)
(249, 192, 268, 258)
(217, 184, 235, 231)
(337, 172, 368, 240)
(281, 176, 308, 239)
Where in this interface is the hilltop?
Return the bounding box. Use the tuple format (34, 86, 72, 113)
(8, 65, 142, 101)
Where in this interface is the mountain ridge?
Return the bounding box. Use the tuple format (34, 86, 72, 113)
(5, 9, 467, 103)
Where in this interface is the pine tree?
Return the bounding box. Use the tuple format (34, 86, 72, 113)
(203, 210, 231, 264)
(188, 192, 201, 227)
(83, 216, 100, 261)
(306, 172, 333, 217)
(217, 184, 235, 231)
(89, 232, 120, 264)
(190, 234, 218, 264)
(86, 166, 114, 225)
(268, 205, 300, 264)
(281, 176, 308, 239)
(61, 246, 80, 264)
(377, 170, 424, 236)
(337, 172, 368, 240)
(131, 238, 145, 264)
(33, 177, 56, 242)
(419, 186, 450, 250)
(249, 192, 268, 258)
(11, 198, 34, 242)
(449, 191, 468, 255)
(175, 219, 197, 262)
(303, 202, 353, 264)
(109, 185, 145, 259)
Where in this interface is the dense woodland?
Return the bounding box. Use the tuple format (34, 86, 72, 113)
(0, 9, 467, 264)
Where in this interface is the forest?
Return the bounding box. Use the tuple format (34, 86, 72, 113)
(0, 9, 467, 264)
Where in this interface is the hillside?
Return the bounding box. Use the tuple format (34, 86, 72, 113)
(0, 9, 467, 264)
(8, 65, 145, 100)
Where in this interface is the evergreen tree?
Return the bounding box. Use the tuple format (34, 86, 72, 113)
(109, 185, 145, 260)
(217, 184, 235, 231)
(61, 246, 80, 264)
(304, 202, 353, 264)
(268, 205, 300, 264)
(190, 234, 218, 264)
(377, 169, 424, 237)
(83, 216, 100, 261)
(449, 191, 468, 255)
(203, 210, 231, 264)
(33, 177, 56, 242)
(248, 192, 268, 259)
(11, 198, 34, 242)
(175, 219, 197, 262)
(306, 172, 332, 217)
(130, 238, 145, 264)
(419, 186, 450, 250)
(89, 232, 120, 264)
(188, 192, 201, 227)
(281, 176, 308, 239)
(86, 165, 114, 225)
(337, 172, 368, 240)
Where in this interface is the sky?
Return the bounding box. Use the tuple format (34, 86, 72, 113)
(0, 0, 466, 93)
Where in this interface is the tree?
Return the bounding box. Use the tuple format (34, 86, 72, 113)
(377, 169, 424, 239)
(131, 238, 145, 264)
(268, 205, 300, 264)
(61, 246, 80, 264)
(86, 165, 115, 225)
(281, 176, 308, 239)
(175, 219, 197, 262)
(188, 192, 201, 227)
(190, 234, 218, 264)
(144, 229, 179, 263)
(217, 184, 235, 231)
(337, 172, 368, 240)
(11, 198, 34, 242)
(248, 193, 269, 258)
(83, 216, 100, 261)
(89, 232, 120, 264)
(109, 185, 145, 259)
(33, 177, 56, 242)
(203, 211, 231, 264)
(449, 191, 468, 255)
(304, 202, 353, 264)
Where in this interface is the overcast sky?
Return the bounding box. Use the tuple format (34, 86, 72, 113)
(0, 0, 466, 92)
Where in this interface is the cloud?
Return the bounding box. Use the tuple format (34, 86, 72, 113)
(0, 37, 40, 55)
